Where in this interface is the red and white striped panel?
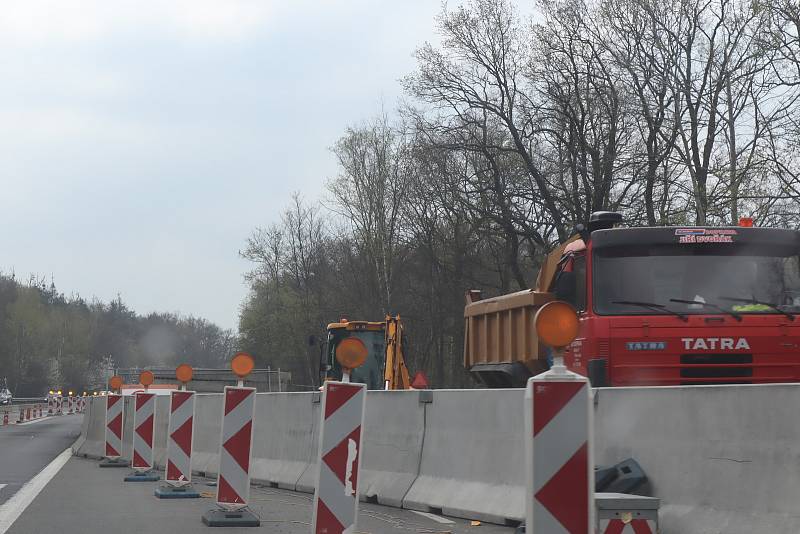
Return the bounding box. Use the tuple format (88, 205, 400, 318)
(68, 397, 74, 414)
(599, 519, 656, 533)
(105, 394, 124, 458)
(216, 386, 256, 510)
(2, 411, 8, 426)
(166, 390, 195, 486)
(48, 397, 54, 415)
(132, 392, 156, 471)
(312, 381, 367, 534)
(526, 376, 593, 534)
(56, 396, 63, 415)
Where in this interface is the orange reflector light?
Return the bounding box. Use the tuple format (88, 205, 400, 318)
(108, 377, 123, 392)
(739, 217, 754, 227)
(139, 370, 155, 387)
(535, 301, 580, 348)
(175, 363, 193, 383)
(335, 337, 368, 370)
(231, 352, 255, 378)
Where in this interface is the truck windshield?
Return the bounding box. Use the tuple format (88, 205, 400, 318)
(594, 245, 800, 316)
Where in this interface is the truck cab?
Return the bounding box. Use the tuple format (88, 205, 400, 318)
(551, 214, 800, 386)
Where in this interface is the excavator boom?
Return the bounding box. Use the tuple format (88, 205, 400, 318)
(383, 315, 411, 390)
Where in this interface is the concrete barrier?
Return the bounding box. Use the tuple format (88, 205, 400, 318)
(152, 396, 170, 469)
(120, 396, 135, 461)
(594, 383, 800, 534)
(77, 397, 112, 458)
(250, 392, 316, 490)
(360, 390, 426, 508)
(190, 393, 223, 476)
(294, 395, 321, 493)
(73, 397, 109, 458)
(71, 384, 800, 532)
(402, 389, 525, 524)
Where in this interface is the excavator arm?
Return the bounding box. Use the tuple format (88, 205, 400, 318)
(383, 315, 411, 390)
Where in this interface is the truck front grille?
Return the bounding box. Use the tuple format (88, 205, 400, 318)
(679, 353, 753, 380)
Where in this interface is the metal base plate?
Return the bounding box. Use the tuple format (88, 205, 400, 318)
(154, 484, 200, 499)
(124, 470, 160, 482)
(99, 458, 129, 468)
(201, 508, 260, 527)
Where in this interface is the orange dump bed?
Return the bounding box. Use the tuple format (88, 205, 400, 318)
(463, 289, 554, 373)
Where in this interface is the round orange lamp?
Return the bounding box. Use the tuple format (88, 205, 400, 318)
(231, 352, 255, 386)
(139, 370, 155, 390)
(535, 301, 580, 373)
(176, 364, 193, 384)
(109, 376, 123, 393)
(535, 301, 580, 349)
(335, 337, 368, 383)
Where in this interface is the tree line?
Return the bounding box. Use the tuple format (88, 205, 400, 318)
(238, 0, 800, 388)
(0, 274, 235, 396)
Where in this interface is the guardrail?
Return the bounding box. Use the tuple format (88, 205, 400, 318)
(12, 397, 46, 404)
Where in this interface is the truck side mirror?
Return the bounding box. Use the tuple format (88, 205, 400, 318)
(319, 345, 328, 371)
(554, 271, 576, 305)
(318, 338, 330, 375)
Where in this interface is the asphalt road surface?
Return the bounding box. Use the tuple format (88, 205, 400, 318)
(0, 415, 82, 506)
(6, 455, 517, 534)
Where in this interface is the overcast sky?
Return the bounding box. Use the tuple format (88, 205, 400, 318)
(0, 0, 444, 330)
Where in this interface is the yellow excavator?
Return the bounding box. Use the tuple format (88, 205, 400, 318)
(321, 315, 412, 390)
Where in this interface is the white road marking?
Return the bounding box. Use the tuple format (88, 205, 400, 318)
(410, 510, 456, 524)
(0, 447, 72, 533)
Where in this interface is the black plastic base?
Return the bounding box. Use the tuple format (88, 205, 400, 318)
(99, 458, 129, 468)
(124, 470, 160, 482)
(202, 508, 260, 527)
(155, 484, 200, 499)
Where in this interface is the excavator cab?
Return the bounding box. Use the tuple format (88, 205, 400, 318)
(323, 320, 386, 389)
(322, 316, 412, 390)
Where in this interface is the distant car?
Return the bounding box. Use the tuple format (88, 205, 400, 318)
(0, 388, 11, 405)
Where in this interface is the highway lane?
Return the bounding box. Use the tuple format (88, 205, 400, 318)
(0, 415, 82, 505)
(7, 456, 517, 534)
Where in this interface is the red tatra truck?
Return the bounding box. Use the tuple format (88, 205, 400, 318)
(464, 212, 800, 387)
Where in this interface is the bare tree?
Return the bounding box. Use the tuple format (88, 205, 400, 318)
(328, 116, 411, 312)
(405, 0, 569, 240)
(600, 0, 683, 224)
